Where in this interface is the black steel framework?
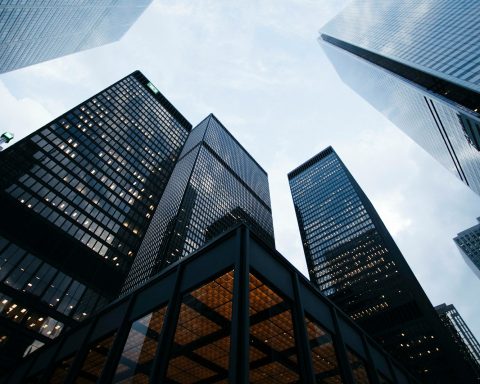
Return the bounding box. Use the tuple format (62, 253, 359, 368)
(0, 70, 191, 368)
(122, 114, 274, 294)
(2, 225, 419, 384)
(435, 303, 480, 378)
(288, 147, 476, 383)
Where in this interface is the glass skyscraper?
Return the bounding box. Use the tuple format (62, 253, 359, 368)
(0, 0, 153, 73)
(454, 217, 480, 279)
(122, 114, 275, 294)
(0, 70, 191, 368)
(3, 226, 420, 384)
(288, 146, 476, 383)
(320, 0, 480, 196)
(435, 303, 480, 377)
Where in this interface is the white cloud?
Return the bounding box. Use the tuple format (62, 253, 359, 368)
(0, 80, 52, 149)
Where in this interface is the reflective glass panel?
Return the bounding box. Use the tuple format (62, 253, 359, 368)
(305, 315, 343, 383)
(50, 355, 75, 384)
(347, 349, 371, 384)
(248, 273, 300, 383)
(165, 270, 234, 383)
(113, 305, 168, 383)
(76, 333, 116, 383)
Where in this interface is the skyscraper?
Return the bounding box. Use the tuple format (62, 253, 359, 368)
(2, 226, 420, 384)
(454, 218, 480, 279)
(435, 303, 480, 377)
(0, 70, 191, 367)
(319, 0, 480, 196)
(288, 146, 476, 383)
(122, 114, 275, 293)
(0, 0, 153, 73)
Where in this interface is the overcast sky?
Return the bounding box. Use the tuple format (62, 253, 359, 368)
(1, 0, 479, 339)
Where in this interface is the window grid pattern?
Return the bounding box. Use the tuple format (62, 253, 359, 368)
(9, 229, 422, 384)
(1, 74, 189, 271)
(0, 1, 153, 73)
(322, 0, 480, 92)
(304, 315, 343, 383)
(289, 148, 457, 381)
(166, 271, 234, 383)
(454, 220, 480, 279)
(435, 304, 480, 373)
(114, 305, 168, 383)
(122, 115, 274, 293)
(321, 39, 480, 195)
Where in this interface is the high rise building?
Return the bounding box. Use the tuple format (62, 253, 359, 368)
(319, 0, 480, 196)
(288, 146, 476, 383)
(2, 225, 420, 384)
(454, 218, 480, 279)
(0, 70, 191, 368)
(0, 0, 153, 73)
(435, 303, 480, 377)
(122, 114, 275, 294)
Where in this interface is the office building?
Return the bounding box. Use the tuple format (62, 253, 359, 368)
(454, 218, 480, 279)
(0, 0, 153, 73)
(3, 225, 420, 384)
(0, 71, 191, 368)
(288, 147, 476, 383)
(435, 303, 480, 377)
(319, 0, 480, 195)
(122, 114, 275, 294)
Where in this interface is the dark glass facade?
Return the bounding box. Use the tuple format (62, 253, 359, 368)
(288, 147, 476, 383)
(454, 218, 480, 279)
(0, 71, 191, 368)
(2, 226, 420, 384)
(122, 114, 275, 294)
(435, 303, 480, 378)
(0, 0, 153, 73)
(320, 0, 480, 196)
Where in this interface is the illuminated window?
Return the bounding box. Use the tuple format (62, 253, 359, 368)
(347, 349, 371, 384)
(165, 270, 234, 382)
(305, 315, 343, 383)
(248, 273, 300, 383)
(77, 333, 116, 382)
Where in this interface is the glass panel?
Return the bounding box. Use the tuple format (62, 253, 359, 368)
(166, 270, 234, 383)
(347, 349, 371, 384)
(76, 333, 116, 383)
(378, 373, 393, 384)
(248, 273, 300, 383)
(305, 315, 343, 383)
(50, 355, 75, 384)
(113, 305, 168, 383)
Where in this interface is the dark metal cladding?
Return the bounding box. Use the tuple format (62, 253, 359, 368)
(2, 226, 420, 384)
(288, 147, 478, 383)
(0, 71, 191, 369)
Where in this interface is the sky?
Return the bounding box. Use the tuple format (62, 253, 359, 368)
(1, 0, 479, 339)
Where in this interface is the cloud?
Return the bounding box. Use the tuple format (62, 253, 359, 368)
(1, 0, 479, 341)
(0, 80, 52, 149)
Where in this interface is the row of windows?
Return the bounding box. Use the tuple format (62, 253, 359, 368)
(0, 235, 106, 321)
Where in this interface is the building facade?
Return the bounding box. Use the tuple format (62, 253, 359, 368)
(0, 0, 153, 73)
(288, 147, 476, 383)
(2, 226, 420, 384)
(454, 218, 480, 279)
(122, 114, 275, 294)
(0, 71, 191, 368)
(435, 303, 480, 377)
(320, 0, 480, 195)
